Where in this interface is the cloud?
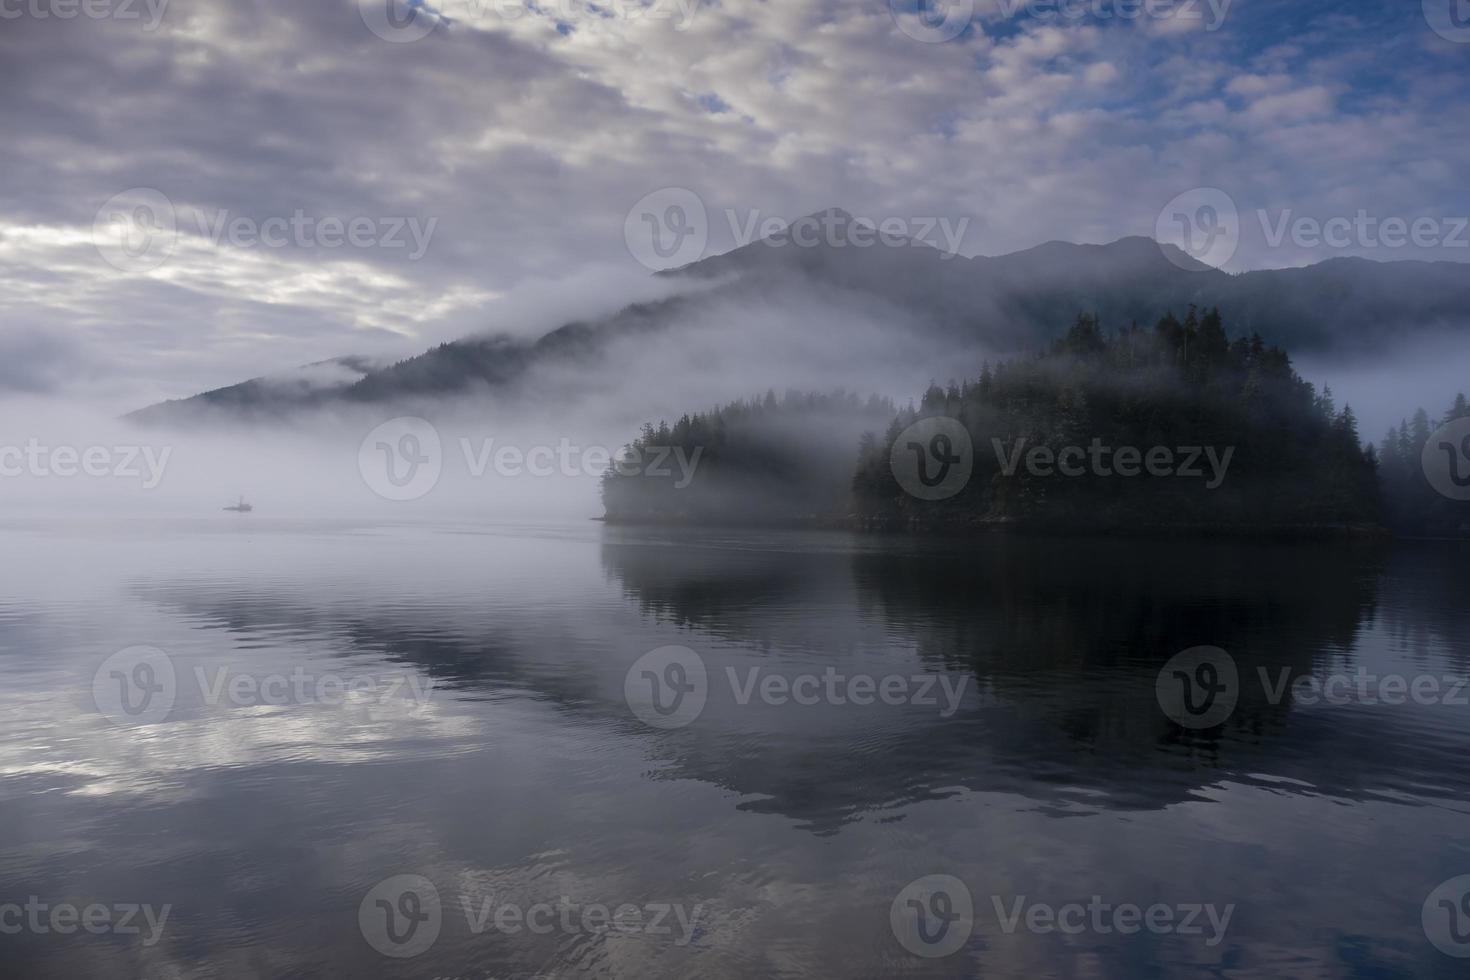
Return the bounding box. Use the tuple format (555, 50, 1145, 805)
(0, 328, 85, 395)
(0, 0, 1466, 411)
(1241, 84, 1336, 124)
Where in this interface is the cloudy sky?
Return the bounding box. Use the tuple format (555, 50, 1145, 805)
(2, 0, 1467, 411)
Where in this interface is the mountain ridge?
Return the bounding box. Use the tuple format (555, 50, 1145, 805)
(126, 218, 1470, 427)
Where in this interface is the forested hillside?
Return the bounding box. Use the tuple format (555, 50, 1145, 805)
(604, 310, 1468, 536)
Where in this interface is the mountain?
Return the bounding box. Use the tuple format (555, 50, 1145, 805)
(126, 209, 1470, 426)
(127, 355, 388, 424)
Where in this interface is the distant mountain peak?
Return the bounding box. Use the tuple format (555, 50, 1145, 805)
(811, 206, 856, 223)
(775, 207, 862, 237)
(984, 235, 1217, 273)
(1149, 239, 1218, 273)
(126, 228, 1470, 427)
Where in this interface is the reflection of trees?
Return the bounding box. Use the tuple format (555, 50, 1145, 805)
(1375, 542, 1470, 670)
(850, 535, 1391, 773)
(603, 532, 1386, 682)
(854, 535, 1380, 694)
(600, 529, 862, 646)
(126, 581, 610, 708)
(601, 532, 1470, 824)
(131, 532, 1470, 833)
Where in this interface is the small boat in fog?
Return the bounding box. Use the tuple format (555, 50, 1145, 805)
(223, 496, 254, 513)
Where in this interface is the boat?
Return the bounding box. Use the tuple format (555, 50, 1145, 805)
(223, 496, 254, 513)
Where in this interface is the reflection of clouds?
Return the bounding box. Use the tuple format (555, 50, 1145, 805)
(1, 523, 1469, 976)
(0, 653, 480, 801)
(448, 862, 762, 974)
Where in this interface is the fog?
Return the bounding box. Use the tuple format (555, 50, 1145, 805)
(0, 276, 992, 520)
(3, 255, 1462, 523)
(1295, 328, 1470, 444)
(419, 261, 730, 346)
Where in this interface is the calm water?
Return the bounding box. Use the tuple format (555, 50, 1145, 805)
(1, 519, 1468, 978)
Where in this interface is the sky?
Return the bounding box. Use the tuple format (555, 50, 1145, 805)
(1, 0, 1468, 412)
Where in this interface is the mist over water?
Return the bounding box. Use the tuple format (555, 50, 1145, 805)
(1, 271, 1006, 519)
(4, 315, 1462, 521)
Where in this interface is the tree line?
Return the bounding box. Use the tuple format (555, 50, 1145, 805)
(602, 310, 1468, 536)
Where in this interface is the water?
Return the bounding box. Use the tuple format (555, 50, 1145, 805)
(1, 518, 1467, 978)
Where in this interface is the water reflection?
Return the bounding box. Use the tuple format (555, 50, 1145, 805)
(0, 522, 1466, 978)
(601, 533, 1470, 815)
(115, 530, 1470, 823)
